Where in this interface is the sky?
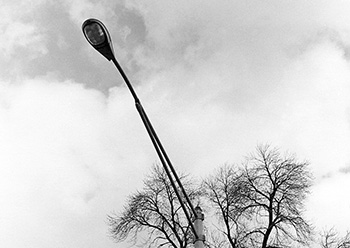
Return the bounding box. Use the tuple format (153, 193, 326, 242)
(0, 0, 350, 247)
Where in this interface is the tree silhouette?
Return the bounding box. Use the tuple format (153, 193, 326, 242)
(243, 145, 313, 247)
(204, 145, 313, 248)
(108, 165, 201, 248)
(109, 145, 313, 248)
(203, 165, 252, 248)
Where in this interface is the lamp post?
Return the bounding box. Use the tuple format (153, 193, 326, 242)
(82, 18, 204, 247)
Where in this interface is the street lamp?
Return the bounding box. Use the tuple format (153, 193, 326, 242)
(82, 18, 204, 247)
(82, 18, 114, 60)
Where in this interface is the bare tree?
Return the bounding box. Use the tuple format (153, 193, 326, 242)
(203, 145, 313, 248)
(242, 145, 313, 248)
(109, 145, 313, 248)
(108, 165, 201, 248)
(319, 228, 350, 248)
(203, 165, 252, 248)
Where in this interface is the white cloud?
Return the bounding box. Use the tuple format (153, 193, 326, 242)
(0, 4, 47, 60)
(0, 77, 153, 248)
(122, 0, 350, 172)
(279, 41, 350, 177)
(306, 173, 350, 235)
(62, 0, 122, 26)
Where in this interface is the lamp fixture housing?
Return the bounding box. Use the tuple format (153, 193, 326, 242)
(82, 18, 115, 61)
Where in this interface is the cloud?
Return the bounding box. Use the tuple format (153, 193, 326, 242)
(0, 21, 47, 58)
(0, 1, 48, 79)
(121, 0, 350, 173)
(61, 0, 115, 25)
(306, 173, 350, 233)
(278, 41, 350, 176)
(0, 1, 47, 55)
(0, 76, 155, 248)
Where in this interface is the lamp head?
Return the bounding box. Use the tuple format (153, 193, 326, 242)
(82, 18, 115, 61)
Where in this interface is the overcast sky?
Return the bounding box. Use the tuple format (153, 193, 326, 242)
(1, 0, 350, 247)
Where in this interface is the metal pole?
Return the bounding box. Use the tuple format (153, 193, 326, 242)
(139, 99, 198, 215)
(135, 102, 198, 239)
(111, 57, 201, 240)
